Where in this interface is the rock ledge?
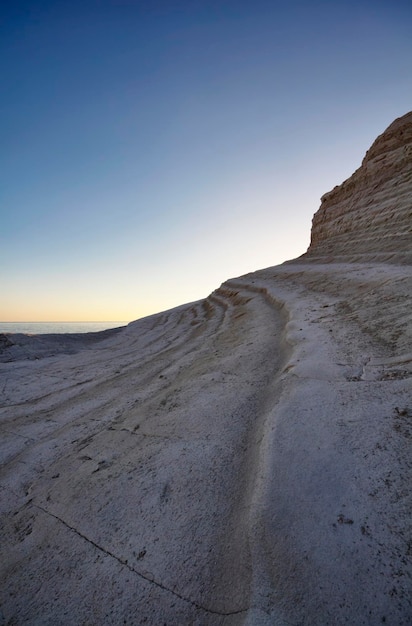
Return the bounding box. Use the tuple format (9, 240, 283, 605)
(305, 111, 412, 264)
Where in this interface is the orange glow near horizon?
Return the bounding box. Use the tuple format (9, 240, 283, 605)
(2, 3, 410, 325)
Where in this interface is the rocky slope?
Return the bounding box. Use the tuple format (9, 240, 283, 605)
(305, 111, 412, 263)
(0, 115, 411, 626)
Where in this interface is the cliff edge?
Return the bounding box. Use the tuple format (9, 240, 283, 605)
(1, 114, 411, 626)
(304, 111, 412, 263)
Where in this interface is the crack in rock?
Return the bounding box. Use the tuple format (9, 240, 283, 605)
(33, 503, 248, 618)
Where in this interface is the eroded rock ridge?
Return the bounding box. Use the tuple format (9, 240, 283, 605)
(306, 111, 412, 263)
(1, 113, 411, 626)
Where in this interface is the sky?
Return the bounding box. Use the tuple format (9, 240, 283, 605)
(1, 0, 411, 322)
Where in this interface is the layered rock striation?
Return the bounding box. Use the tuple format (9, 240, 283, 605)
(305, 111, 412, 263)
(1, 113, 411, 626)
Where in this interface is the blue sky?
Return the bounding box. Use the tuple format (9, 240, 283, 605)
(1, 0, 411, 321)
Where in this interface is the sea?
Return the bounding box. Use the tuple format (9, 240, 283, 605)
(0, 322, 128, 335)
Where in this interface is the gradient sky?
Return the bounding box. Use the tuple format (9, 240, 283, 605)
(1, 0, 411, 322)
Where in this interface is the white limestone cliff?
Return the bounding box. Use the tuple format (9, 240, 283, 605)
(306, 111, 412, 263)
(1, 114, 411, 625)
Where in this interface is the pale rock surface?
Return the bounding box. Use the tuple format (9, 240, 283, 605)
(1, 113, 411, 625)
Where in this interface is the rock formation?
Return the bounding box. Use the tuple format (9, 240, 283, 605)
(305, 111, 412, 263)
(1, 114, 411, 626)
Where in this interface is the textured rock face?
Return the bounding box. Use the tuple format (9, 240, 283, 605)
(305, 111, 412, 263)
(2, 114, 412, 626)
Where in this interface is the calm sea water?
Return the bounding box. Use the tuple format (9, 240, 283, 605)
(0, 322, 128, 335)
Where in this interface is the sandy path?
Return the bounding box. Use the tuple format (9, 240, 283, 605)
(1, 262, 411, 625)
